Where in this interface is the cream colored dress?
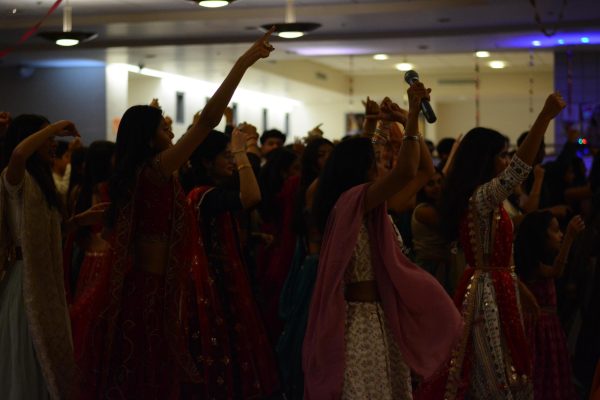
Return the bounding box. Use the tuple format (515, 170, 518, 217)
(0, 174, 49, 399)
(342, 223, 412, 400)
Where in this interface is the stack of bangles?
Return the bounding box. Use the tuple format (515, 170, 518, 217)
(371, 128, 389, 144)
(403, 134, 421, 141)
(237, 164, 251, 171)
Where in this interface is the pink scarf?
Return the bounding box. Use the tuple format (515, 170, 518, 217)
(302, 183, 462, 399)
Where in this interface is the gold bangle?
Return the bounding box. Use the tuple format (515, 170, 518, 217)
(237, 164, 251, 171)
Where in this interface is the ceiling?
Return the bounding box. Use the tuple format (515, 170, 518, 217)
(0, 0, 598, 78)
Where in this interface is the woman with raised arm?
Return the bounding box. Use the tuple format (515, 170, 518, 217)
(433, 93, 566, 399)
(0, 115, 102, 399)
(303, 83, 462, 399)
(186, 128, 279, 398)
(97, 31, 274, 399)
(515, 212, 584, 400)
(278, 136, 333, 400)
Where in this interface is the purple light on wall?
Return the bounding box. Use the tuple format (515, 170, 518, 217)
(293, 47, 371, 56)
(498, 32, 600, 48)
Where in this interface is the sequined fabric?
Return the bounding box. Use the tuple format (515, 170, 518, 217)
(342, 224, 412, 400)
(445, 155, 533, 400)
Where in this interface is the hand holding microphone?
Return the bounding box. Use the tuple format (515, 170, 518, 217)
(404, 70, 437, 123)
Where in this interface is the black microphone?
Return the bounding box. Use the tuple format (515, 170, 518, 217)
(404, 70, 437, 123)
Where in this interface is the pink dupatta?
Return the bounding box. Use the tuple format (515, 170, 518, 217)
(302, 183, 463, 399)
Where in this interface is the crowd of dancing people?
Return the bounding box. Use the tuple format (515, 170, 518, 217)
(1, 30, 600, 400)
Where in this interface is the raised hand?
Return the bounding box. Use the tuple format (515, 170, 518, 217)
(51, 120, 80, 138)
(149, 98, 161, 109)
(380, 99, 408, 126)
(407, 82, 431, 113)
(239, 27, 275, 68)
(540, 92, 566, 120)
(224, 106, 234, 124)
(566, 214, 585, 238)
(231, 128, 246, 153)
(362, 96, 380, 118)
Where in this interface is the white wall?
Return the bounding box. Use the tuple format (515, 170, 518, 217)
(105, 63, 556, 148)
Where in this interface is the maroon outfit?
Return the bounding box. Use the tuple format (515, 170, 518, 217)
(256, 175, 300, 342)
(525, 277, 576, 400)
(188, 186, 280, 398)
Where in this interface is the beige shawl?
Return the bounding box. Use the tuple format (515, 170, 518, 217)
(0, 170, 76, 399)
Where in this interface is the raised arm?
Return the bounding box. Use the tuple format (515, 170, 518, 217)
(388, 127, 436, 213)
(539, 214, 585, 278)
(516, 92, 566, 166)
(473, 93, 566, 214)
(6, 120, 79, 186)
(231, 128, 261, 209)
(364, 82, 429, 212)
(155, 28, 275, 177)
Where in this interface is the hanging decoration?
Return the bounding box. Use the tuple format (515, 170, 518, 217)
(528, 0, 568, 37)
(475, 56, 480, 127)
(0, 0, 63, 58)
(529, 49, 535, 126)
(348, 55, 355, 105)
(567, 50, 574, 120)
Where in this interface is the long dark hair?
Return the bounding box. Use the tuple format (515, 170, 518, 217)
(514, 210, 556, 281)
(3, 114, 60, 210)
(416, 167, 443, 205)
(259, 147, 298, 223)
(74, 141, 115, 239)
(292, 138, 333, 235)
(313, 137, 375, 233)
(106, 105, 163, 228)
(180, 130, 229, 194)
(438, 127, 508, 240)
(67, 146, 88, 214)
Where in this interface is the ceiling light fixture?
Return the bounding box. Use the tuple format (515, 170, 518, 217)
(38, 0, 97, 47)
(195, 0, 235, 8)
(489, 60, 506, 69)
(373, 54, 389, 61)
(475, 51, 490, 58)
(395, 62, 414, 71)
(261, 0, 321, 39)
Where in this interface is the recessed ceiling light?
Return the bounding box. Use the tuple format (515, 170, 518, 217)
(39, 31, 98, 47)
(12, 8, 17, 14)
(532, 40, 542, 47)
(261, 22, 321, 39)
(475, 51, 490, 58)
(489, 60, 506, 69)
(278, 31, 304, 39)
(197, 0, 234, 7)
(557, 39, 565, 45)
(37, 0, 97, 47)
(373, 54, 389, 61)
(395, 62, 414, 71)
(581, 37, 590, 43)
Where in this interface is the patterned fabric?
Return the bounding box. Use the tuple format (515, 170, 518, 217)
(526, 278, 576, 400)
(97, 167, 202, 399)
(189, 186, 280, 399)
(304, 184, 462, 400)
(342, 224, 412, 399)
(443, 155, 534, 400)
(0, 170, 76, 399)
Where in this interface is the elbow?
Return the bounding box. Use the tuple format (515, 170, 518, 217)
(9, 148, 26, 167)
(241, 193, 261, 210)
